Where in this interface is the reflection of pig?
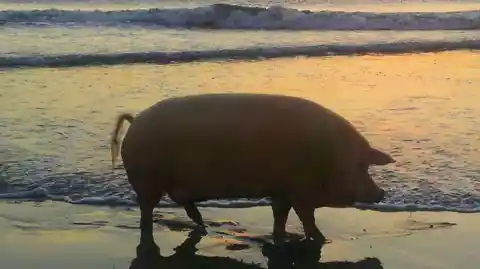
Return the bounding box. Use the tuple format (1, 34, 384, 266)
(110, 93, 395, 256)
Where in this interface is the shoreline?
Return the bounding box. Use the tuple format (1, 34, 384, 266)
(0, 201, 478, 269)
(2, 45, 480, 70)
(1, 195, 479, 213)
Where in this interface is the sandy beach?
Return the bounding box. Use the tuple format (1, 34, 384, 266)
(0, 201, 477, 269)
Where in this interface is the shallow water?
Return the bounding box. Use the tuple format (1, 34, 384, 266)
(1, 51, 479, 211)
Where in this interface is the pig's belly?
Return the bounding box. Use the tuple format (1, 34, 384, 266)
(166, 180, 273, 204)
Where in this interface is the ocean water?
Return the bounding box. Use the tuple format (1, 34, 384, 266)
(0, 0, 479, 212)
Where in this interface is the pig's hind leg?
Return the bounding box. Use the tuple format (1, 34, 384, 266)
(271, 197, 292, 245)
(169, 193, 207, 234)
(184, 202, 207, 231)
(127, 171, 165, 257)
(292, 202, 326, 243)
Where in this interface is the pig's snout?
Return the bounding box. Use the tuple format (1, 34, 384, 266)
(375, 188, 386, 203)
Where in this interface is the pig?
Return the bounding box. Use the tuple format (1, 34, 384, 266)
(110, 93, 395, 256)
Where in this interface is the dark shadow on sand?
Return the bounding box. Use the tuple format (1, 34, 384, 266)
(129, 229, 384, 269)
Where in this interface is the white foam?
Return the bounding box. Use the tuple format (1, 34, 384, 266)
(0, 4, 479, 30)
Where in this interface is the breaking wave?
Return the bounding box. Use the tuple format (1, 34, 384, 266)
(2, 39, 480, 69)
(1, 4, 479, 30)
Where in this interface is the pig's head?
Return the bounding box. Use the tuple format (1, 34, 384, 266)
(320, 146, 395, 206)
(351, 147, 395, 204)
(313, 146, 395, 208)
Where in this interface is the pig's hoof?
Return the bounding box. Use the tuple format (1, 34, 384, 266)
(272, 231, 287, 246)
(316, 235, 327, 243)
(308, 232, 327, 244)
(136, 242, 160, 258)
(273, 240, 285, 246)
(195, 225, 208, 235)
(188, 226, 207, 237)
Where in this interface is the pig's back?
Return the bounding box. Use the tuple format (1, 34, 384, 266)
(136, 93, 345, 138)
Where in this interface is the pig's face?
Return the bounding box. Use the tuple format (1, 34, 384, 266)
(352, 147, 395, 204)
(352, 164, 385, 204)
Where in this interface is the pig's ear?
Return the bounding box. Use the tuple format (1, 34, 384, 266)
(368, 148, 396, 166)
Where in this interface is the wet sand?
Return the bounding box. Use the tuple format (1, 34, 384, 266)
(0, 201, 477, 269)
